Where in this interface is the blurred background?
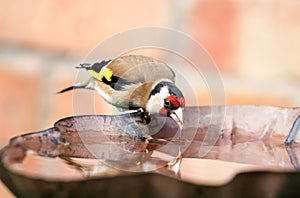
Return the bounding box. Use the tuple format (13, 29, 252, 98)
(1, 0, 300, 196)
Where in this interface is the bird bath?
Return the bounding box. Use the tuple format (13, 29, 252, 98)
(1, 105, 300, 197)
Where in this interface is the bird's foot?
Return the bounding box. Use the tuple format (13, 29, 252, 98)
(136, 108, 151, 124)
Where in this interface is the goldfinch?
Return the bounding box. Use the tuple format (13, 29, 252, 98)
(58, 55, 185, 128)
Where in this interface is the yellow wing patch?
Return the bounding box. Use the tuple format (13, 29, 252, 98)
(88, 68, 113, 81)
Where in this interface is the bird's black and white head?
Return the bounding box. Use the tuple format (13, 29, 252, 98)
(146, 80, 185, 128)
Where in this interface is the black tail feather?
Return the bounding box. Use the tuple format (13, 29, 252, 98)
(57, 85, 84, 94)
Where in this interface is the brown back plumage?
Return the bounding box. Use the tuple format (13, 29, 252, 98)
(107, 55, 176, 83)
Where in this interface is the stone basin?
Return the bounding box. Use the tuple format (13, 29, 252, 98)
(1, 105, 300, 197)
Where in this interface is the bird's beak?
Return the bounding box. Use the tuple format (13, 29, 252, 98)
(169, 107, 183, 129)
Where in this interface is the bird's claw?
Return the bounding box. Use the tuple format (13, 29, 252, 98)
(136, 108, 151, 124)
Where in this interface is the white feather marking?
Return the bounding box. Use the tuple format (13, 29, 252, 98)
(99, 65, 107, 74)
(146, 86, 169, 114)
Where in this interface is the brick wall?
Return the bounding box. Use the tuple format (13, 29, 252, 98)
(1, 1, 300, 197)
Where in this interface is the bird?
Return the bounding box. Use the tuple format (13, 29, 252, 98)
(58, 55, 185, 128)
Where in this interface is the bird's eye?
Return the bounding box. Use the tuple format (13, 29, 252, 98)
(164, 99, 171, 107)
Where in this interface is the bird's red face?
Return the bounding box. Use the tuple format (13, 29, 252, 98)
(159, 95, 185, 116)
(159, 95, 185, 128)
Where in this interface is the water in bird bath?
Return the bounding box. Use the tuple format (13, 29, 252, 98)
(1, 105, 300, 186)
